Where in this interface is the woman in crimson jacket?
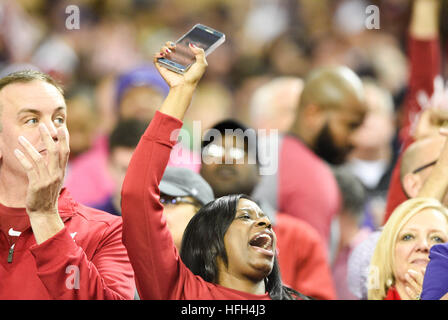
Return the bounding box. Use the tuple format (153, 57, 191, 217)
(121, 42, 307, 300)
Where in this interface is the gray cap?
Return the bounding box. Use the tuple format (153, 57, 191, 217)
(159, 166, 215, 206)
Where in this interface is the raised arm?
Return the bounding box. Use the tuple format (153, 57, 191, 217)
(382, 0, 441, 224)
(409, 0, 440, 40)
(401, 0, 441, 138)
(156, 41, 207, 120)
(121, 42, 207, 299)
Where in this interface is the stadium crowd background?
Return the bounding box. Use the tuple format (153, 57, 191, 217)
(3, 0, 445, 136)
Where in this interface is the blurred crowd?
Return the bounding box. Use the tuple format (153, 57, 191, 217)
(0, 0, 427, 130)
(2, 0, 448, 300)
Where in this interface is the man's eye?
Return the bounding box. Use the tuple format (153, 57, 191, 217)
(25, 118, 38, 125)
(54, 117, 65, 125)
(348, 121, 361, 129)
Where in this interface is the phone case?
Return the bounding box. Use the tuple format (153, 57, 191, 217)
(157, 24, 226, 74)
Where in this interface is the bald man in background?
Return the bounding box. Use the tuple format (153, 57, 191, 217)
(253, 66, 366, 249)
(249, 77, 303, 133)
(400, 134, 447, 204)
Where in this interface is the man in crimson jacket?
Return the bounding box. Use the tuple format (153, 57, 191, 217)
(0, 70, 135, 299)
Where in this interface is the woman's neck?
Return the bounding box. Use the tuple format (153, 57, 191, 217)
(218, 271, 266, 295)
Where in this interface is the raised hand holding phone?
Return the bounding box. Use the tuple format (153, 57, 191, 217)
(154, 41, 207, 89)
(156, 24, 225, 74)
(154, 39, 208, 120)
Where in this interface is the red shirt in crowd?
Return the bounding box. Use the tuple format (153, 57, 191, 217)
(0, 189, 135, 299)
(384, 287, 401, 300)
(275, 213, 336, 300)
(383, 36, 440, 224)
(278, 135, 341, 246)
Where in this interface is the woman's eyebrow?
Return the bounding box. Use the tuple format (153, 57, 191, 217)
(236, 208, 252, 214)
(427, 229, 448, 234)
(236, 208, 266, 217)
(399, 228, 446, 234)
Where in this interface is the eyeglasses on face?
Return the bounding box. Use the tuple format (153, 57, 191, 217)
(160, 195, 200, 207)
(412, 159, 438, 174)
(202, 144, 246, 161)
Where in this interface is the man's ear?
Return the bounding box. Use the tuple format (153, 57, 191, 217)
(303, 103, 321, 118)
(302, 103, 326, 130)
(402, 173, 422, 198)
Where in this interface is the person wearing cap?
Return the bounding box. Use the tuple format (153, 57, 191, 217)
(159, 166, 214, 250)
(121, 41, 308, 300)
(116, 65, 201, 173)
(91, 121, 212, 251)
(115, 65, 169, 124)
(65, 66, 200, 207)
(199, 119, 337, 300)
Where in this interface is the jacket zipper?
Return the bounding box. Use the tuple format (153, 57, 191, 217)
(8, 244, 15, 263)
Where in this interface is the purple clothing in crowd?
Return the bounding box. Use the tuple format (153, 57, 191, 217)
(421, 243, 448, 300)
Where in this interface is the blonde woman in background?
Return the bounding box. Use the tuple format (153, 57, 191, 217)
(368, 198, 448, 300)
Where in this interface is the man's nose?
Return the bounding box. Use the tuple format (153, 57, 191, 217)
(44, 121, 58, 141)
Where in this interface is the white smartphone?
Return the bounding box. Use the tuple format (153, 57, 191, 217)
(157, 24, 226, 74)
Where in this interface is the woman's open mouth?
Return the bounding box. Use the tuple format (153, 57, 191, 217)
(249, 231, 274, 257)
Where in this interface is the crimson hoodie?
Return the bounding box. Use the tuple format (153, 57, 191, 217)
(0, 189, 135, 299)
(121, 111, 273, 300)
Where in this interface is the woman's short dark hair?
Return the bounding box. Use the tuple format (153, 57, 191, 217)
(180, 194, 310, 300)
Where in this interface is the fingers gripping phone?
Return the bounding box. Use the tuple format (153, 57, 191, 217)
(157, 24, 226, 74)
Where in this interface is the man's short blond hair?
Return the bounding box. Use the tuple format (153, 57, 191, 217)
(0, 70, 64, 132)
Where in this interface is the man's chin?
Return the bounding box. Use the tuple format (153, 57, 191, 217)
(212, 182, 243, 198)
(314, 149, 348, 165)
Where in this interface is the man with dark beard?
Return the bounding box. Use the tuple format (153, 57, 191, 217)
(200, 119, 337, 300)
(253, 65, 366, 249)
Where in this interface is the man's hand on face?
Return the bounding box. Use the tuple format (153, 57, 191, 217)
(13, 123, 70, 244)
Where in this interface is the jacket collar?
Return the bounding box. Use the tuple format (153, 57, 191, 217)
(385, 286, 401, 300)
(57, 188, 78, 220)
